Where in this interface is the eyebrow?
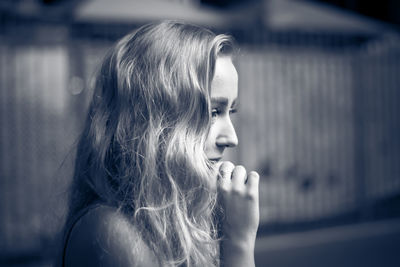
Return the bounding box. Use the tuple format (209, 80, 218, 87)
(211, 97, 238, 107)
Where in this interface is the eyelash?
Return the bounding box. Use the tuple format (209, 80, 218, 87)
(211, 108, 238, 118)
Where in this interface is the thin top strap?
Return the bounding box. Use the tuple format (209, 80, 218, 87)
(60, 202, 103, 267)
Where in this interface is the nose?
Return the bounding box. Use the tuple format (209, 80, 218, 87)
(216, 117, 238, 148)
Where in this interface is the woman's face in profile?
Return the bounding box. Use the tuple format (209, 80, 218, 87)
(204, 56, 239, 164)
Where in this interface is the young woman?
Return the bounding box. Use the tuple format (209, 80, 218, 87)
(59, 20, 259, 267)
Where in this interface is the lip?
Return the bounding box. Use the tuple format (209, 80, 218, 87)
(209, 158, 222, 164)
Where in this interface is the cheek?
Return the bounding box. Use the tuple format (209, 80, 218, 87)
(204, 124, 217, 152)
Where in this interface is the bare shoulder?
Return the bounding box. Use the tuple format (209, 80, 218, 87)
(65, 204, 159, 267)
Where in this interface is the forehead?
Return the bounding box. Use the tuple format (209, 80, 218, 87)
(210, 56, 238, 99)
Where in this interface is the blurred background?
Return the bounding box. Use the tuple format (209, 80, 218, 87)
(1, 0, 400, 266)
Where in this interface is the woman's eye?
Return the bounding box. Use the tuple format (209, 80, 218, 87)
(211, 109, 219, 118)
(229, 108, 237, 115)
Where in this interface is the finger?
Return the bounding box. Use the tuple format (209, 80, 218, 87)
(218, 161, 235, 180)
(246, 171, 260, 193)
(231, 165, 246, 189)
(218, 161, 234, 191)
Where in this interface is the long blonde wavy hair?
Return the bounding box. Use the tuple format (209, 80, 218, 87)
(66, 21, 234, 266)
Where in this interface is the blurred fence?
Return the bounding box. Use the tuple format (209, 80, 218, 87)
(0, 18, 400, 264)
(234, 31, 400, 233)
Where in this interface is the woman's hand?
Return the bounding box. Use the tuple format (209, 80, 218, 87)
(217, 161, 259, 266)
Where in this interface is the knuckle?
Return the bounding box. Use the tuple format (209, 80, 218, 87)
(231, 186, 243, 195)
(221, 161, 234, 168)
(220, 187, 229, 195)
(248, 171, 260, 183)
(220, 161, 235, 174)
(231, 189, 241, 196)
(249, 171, 260, 179)
(218, 183, 230, 193)
(233, 165, 247, 178)
(245, 191, 257, 200)
(234, 165, 246, 173)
